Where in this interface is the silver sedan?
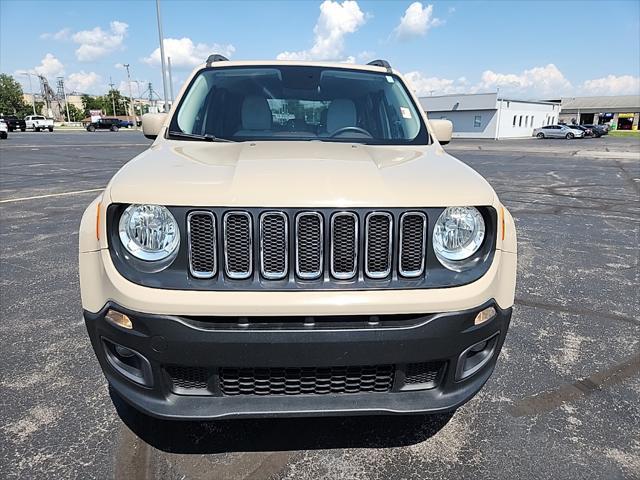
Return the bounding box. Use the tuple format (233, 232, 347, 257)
(533, 124, 585, 139)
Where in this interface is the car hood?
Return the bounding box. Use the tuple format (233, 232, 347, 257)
(106, 140, 498, 208)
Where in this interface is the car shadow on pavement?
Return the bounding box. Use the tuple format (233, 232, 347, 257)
(110, 387, 454, 454)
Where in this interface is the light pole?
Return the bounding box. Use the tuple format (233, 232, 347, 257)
(123, 64, 137, 129)
(19, 71, 37, 115)
(155, 0, 170, 112)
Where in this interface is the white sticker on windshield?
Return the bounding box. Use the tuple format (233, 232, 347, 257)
(400, 107, 412, 119)
(386, 75, 394, 83)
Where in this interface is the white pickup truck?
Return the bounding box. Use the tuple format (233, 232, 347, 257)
(25, 115, 54, 132)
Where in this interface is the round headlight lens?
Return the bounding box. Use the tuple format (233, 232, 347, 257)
(433, 207, 485, 268)
(118, 204, 180, 261)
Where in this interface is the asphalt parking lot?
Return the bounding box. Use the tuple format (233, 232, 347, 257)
(1, 131, 639, 479)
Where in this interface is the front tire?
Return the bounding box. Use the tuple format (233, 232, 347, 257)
(536, 132, 544, 138)
(87, 125, 96, 132)
(20, 127, 25, 132)
(48, 127, 53, 132)
(566, 133, 574, 139)
(35, 127, 40, 132)
(111, 126, 119, 132)
(0, 132, 7, 139)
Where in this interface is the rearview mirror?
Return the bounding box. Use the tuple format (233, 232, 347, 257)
(429, 119, 453, 145)
(142, 113, 167, 140)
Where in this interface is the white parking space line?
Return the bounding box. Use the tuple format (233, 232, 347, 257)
(0, 143, 149, 148)
(0, 188, 104, 204)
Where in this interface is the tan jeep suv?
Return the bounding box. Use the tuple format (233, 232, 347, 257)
(79, 56, 517, 419)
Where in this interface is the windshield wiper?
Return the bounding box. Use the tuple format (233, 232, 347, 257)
(167, 131, 235, 142)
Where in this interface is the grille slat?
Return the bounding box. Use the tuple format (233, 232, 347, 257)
(260, 212, 288, 279)
(365, 212, 392, 279)
(219, 365, 394, 396)
(296, 212, 323, 279)
(224, 212, 253, 279)
(331, 212, 358, 279)
(399, 212, 427, 278)
(188, 212, 217, 278)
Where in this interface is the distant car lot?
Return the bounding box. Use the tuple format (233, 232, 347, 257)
(1, 131, 638, 479)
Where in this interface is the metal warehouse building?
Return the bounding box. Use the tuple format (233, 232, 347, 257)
(558, 95, 640, 130)
(420, 93, 560, 139)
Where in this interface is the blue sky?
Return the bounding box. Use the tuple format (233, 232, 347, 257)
(1, 0, 639, 99)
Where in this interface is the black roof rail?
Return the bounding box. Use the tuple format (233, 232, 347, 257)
(367, 59, 392, 71)
(206, 54, 229, 66)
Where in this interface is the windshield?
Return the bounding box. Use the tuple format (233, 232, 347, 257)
(169, 66, 429, 145)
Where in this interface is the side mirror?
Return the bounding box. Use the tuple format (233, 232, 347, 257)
(142, 113, 167, 140)
(429, 119, 453, 145)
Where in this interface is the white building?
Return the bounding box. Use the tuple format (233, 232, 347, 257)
(420, 93, 560, 139)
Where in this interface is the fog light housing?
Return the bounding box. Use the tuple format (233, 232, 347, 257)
(105, 309, 133, 330)
(474, 306, 496, 326)
(102, 338, 153, 387)
(455, 332, 500, 381)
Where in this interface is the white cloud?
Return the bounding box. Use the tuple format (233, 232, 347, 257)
(579, 75, 640, 96)
(66, 71, 101, 93)
(31, 53, 65, 78)
(404, 71, 468, 96)
(40, 28, 71, 40)
(277, 0, 366, 61)
(72, 21, 128, 61)
(143, 38, 235, 68)
(477, 64, 572, 96)
(394, 2, 442, 40)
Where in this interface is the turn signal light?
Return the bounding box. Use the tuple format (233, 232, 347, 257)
(105, 309, 133, 329)
(474, 307, 496, 326)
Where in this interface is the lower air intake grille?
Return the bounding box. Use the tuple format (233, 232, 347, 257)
(404, 362, 441, 387)
(166, 366, 210, 391)
(219, 364, 394, 396)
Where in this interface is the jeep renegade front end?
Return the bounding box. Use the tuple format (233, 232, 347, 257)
(79, 57, 517, 419)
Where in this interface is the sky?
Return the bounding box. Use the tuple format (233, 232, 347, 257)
(1, 0, 639, 100)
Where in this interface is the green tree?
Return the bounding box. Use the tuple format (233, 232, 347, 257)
(0, 73, 28, 115)
(81, 94, 104, 115)
(67, 104, 84, 121)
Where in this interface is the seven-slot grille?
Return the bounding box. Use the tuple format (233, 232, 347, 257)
(187, 209, 429, 283)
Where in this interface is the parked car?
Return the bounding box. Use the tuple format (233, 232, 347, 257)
(86, 118, 120, 132)
(582, 124, 608, 137)
(0, 119, 8, 139)
(0, 115, 26, 132)
(533, 124, 585, 139)
(80, 56, 517, 421)
(567, 124, 593, 137)
(117, 119, 134, 128)
(24, 115, 54, 132)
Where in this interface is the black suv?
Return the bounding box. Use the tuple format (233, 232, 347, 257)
(87, 118, 120, 132)
(0, 115, 26, 132)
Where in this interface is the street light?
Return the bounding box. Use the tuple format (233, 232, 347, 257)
(18, 71, 36, 115)
(123, 64, 137, 130)
(155, 0, 170, 112)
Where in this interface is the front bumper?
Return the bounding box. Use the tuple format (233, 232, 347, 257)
(85, 301, 512, 420)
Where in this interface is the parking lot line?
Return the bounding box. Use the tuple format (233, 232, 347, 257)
(0, 188, 103, 204)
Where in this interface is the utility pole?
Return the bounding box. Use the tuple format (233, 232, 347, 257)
(167, 56, 174, 104)
(155, 0, 170, 112)
(62, 79, 71, 122)
(123, 64, 137, 129)
(19, 72, 37, 115)
(109, 77, 117, 116)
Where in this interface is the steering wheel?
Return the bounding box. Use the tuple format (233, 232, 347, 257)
(329, 126, 373, 138)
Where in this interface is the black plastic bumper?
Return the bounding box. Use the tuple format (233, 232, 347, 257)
(84, 301, 512, 420)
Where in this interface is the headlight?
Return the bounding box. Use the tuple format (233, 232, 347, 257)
(433, 206, 485, 270)
(118, 204, 180, 262)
